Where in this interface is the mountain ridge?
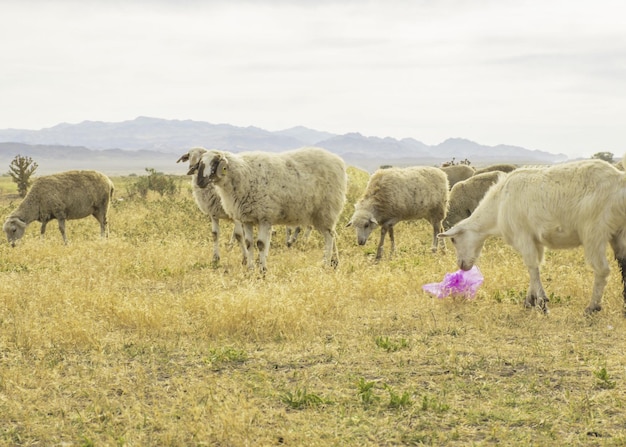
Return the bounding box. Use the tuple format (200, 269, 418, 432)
(0, 116, 569, 174)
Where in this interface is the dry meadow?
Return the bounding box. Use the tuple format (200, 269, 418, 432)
(1, 168, 626, 446)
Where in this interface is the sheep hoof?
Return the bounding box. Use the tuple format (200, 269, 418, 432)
(584, 305, 602, 315)
(524, 296, 536, 308)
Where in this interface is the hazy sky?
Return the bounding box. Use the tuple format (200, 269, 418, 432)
(2, 0, 624, 158)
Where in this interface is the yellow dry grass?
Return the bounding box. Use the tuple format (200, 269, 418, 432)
(0, 170, 626, 446)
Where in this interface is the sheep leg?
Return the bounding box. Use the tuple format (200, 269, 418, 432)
(57, 218, 68, 245)
(525, 266, 549, 313)
(376, 227, 388, 260)
(101, 216, 108, 238)
(609, 234, 626, 315)
(93, 209, 108, 238)
(256, 221, 272, 274)
(286, 226, 301, 248)
(431, 219, 445, 253)
(516, 239, 548, 313)
(617, 258, 626, 315)
(232, 220, 248, 265)
(584, 244, 610, 314)
(321, 228, 338, 268)
(243, 223, 255, 269)
(388, 225, 396, 258)
(210, 217, 220, 264)
(303, 226, 312, 241)
(40, 221, 48, 237)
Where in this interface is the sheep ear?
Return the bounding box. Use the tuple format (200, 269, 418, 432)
(216, 158, 229, 177)
(438, 227, 460, 239)
(187, 162, 199, 175)
(176, 153, 189, 164)
(370, 217, 378, 225)
(8, 218, 26, 232)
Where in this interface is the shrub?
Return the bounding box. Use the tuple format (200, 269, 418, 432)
(126, 168, 180, 199)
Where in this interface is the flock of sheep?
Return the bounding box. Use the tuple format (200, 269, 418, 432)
(3, 146, 626, 316)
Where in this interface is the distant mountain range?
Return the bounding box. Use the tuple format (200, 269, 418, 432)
(0, 116, 568, 175)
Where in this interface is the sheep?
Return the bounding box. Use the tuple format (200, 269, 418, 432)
(3, 170, 114, 246)
(189, 147, 347, 273)
(177, 147, 247, 264)
(440, 164, 475, 189)
(347, 166, 449, 260)
(443, 171, 505, 230)
(473, 163, 517, 175)
(438, 155, 626, 315)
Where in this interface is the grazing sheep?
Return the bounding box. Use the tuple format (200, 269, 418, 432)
(473, 163, 517, 175)
(3, 170, 114, 246)
(347, 166, 449, 259)
(190, 147, 347, 273)
(440, 164, 475, 189)
(443, 171, 505, 230)
(177, 147, 247, 264)
(439, 156, 626, 314)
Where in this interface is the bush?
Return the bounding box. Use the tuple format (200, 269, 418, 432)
(126, 168, 180, 199)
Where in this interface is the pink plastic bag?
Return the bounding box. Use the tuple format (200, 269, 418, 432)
(422, 266, 484, 299)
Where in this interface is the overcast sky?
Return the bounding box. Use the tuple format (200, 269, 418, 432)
(2, 0, 624, 158)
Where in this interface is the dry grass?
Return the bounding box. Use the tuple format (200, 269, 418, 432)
(1, 171, 626, 446)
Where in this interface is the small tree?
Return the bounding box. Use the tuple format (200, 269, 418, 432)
(8, 154, 38, 197)
(592, 152, 614, 163)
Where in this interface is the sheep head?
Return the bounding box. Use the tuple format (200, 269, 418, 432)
(194, 153, 229, 188)
(438, 226, 485, 271)
(179, 147, 208, 170)
(3, 217, 27, 247)
(347, 207, 379, 246)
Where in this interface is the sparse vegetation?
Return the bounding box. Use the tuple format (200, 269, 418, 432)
(441, 157, 472, 167)
(592, 151, 615, 163)
(1, 170, 626, 445)
(125, 167, 180, 199)
(8, 154, 38, 197)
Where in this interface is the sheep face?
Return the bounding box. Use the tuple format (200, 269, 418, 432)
(347, 208, 379, 246)
(438, 226, 485, 271)
(194, 154, 229, 189)
(3, 217, 27, 247)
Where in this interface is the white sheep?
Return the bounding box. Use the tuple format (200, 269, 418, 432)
(177, 147, 247, 264)
(440, 164, 475, 189)
(3, 170, 114, 246)
(347, 166, 449, 259)
(443, 171, 504, 230)
(439, 156, 626, 314)
(189, 147, 347, 273)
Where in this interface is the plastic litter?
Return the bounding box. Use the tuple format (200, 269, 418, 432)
(422, 266, 484, 299)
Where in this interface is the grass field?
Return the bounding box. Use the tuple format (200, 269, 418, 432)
(1, 170, 626, 446)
